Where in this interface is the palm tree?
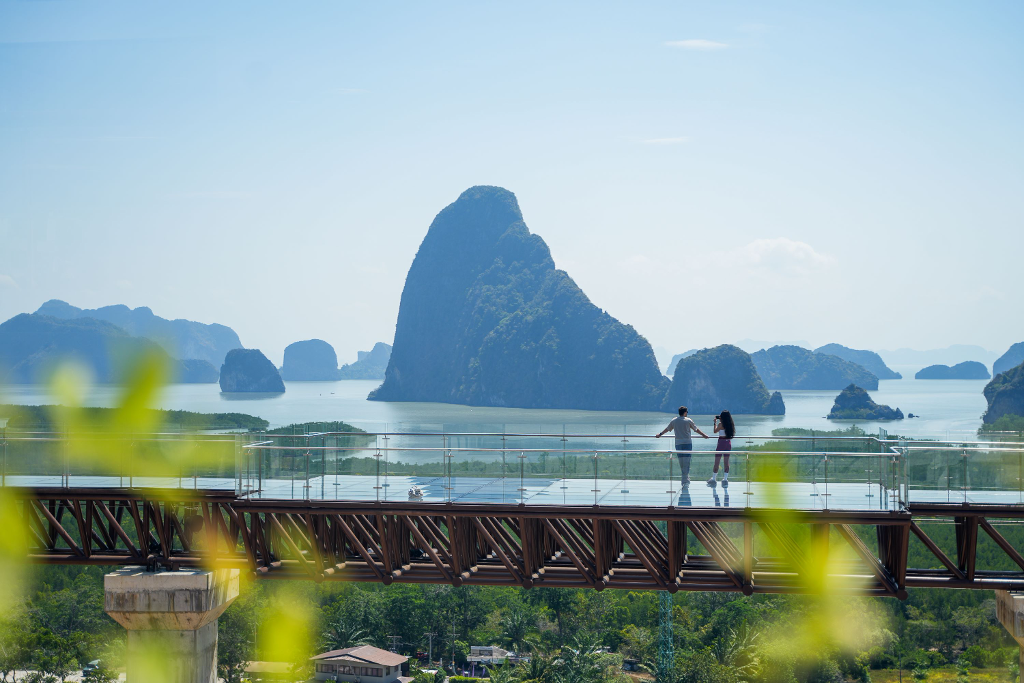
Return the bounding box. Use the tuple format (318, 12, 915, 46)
(519, 652, 552, 683)
(320, 618, 372, 652)
(551, 634, 603, 683)
(719, 622, 761, 682)
(486, 661, 519, 683)
(501, 604, 536, 656)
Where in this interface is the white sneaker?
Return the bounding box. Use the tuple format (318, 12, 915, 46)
(722, 478, 729, 488)
(706, 476, 717, 487)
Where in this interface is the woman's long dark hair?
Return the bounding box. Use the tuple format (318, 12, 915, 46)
(720, 410, 736, 439)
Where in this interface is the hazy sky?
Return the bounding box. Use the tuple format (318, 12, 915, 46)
(1, 1, 1021, 366)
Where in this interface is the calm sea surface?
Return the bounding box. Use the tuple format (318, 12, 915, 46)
(0, 368, 991, 441)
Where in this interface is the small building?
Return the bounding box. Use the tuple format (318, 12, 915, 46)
(468, 646, 509, 667)
(311, 645, 411, 683)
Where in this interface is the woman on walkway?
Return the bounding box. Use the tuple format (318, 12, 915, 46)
(707, 410, 735, 487)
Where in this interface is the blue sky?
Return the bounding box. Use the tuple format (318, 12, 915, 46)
(1, 1, 1021, 365)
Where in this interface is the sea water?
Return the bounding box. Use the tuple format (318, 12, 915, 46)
(0, 375, 991, 441)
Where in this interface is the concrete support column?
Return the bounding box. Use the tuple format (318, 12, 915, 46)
(995, 590, 1024, 673)
(105, 568, 240, 683)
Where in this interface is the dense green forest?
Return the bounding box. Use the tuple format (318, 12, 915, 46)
(0, 404, 269, 431)
(1, 565, 1018, 683)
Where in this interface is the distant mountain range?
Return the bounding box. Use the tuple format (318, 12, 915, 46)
(0, 313, 217, 384)
(338, 342, 392, 380)
(36, 299, 241, 367)
(878, 345, 997, 369)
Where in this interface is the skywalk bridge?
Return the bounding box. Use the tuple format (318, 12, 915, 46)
(3, 428, 1024, 599)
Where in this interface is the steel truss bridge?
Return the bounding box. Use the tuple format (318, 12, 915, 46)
(4, 429, 1024, 598)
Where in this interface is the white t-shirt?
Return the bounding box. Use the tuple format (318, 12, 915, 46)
(667, 416, 697, 443)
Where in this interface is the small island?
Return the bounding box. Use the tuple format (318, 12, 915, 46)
(280, 339, 341, 381)
(828, 384, 904, 420)
(915, 361, 991, 380)
(219, 348, 285, 393)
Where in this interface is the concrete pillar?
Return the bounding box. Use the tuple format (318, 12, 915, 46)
(995, 590, 1024, 673)
(105, 568, 240, 683)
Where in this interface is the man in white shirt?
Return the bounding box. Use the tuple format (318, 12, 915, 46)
(656, 406, 709, 486)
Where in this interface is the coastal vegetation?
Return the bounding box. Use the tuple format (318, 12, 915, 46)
(0, 404, 269, 431)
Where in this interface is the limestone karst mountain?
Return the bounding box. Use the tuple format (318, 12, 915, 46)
(220, 348, 285, 393)
(814, 343, 902, 380)
(280, 339, 341, 381)
(752, 345, 879, 391)
(983, 361, 1024, 424)
(662, 345, 785, 415)
(369, 186, 668, 410)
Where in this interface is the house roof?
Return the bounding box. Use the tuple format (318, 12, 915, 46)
(311, 645, 408, 667)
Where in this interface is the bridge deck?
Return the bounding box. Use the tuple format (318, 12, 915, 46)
(7, 474, 1023, 509)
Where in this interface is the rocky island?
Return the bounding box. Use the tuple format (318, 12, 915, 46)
(280, 339, 341, 380)
(814, 343, 902, 379)
(219, 348, 285, 393)
(369, 186, 668, 410)
(828, 384, 904, 420)
(752, 345, 879, 390)
(915, 361, 990, 380)
(663, 345, 785, 415)
(982, 362, 1024, 424)
(338, 342, 392, 380)
(994, 342, 1024, 377)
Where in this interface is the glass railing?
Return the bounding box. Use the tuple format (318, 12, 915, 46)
(4, 426, 1023, 511)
